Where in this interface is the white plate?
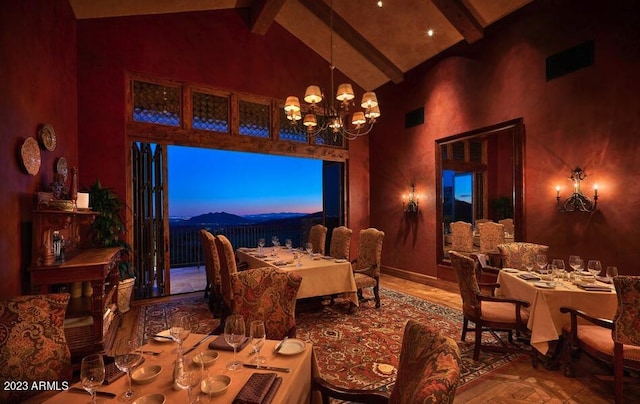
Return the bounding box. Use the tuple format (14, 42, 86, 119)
(201, 375, 231, 396)
(277, 338, 306, 355)
(334, 259, 347, 263)
(534, 281, 556, 289)
(153, 329, 174, 343)
(133, 393, 165, 404)
(502, 268, 519, 273)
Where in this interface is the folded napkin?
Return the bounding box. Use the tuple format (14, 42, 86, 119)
(518, 273, 541, 281)
(208, 335, 250, 351)
(576, 283, 612, 292)
(595, 276, 613, 284)
(233, 372, 282, 404)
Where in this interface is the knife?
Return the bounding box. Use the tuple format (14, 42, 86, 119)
(274, 336, 288, 353)
(152, 334, 174, 340)
(243, 363, 291, 373)
(183, 331, 216, 355)
(68, 387, 117, 398)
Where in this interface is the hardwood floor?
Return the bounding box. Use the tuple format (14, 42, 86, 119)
(116, 272, 635, 403)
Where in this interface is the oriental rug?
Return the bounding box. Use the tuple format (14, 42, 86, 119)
(133, 287, 526, 394)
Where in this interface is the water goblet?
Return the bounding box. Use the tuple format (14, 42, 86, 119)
(250, 320, 266, 366)
(535, 254, 547, 273)
(81, 354, 105, 404)
(257, 238, 266, 256)
(568, 255, 582, 273)
(224, 314, 246, 370)
(605, 266, 618, 282)
(114, 340, 142, 401)
(524, 255, 535, 272)
(169, 312, 192, 353)
(175, 353, 204, 403)
(552, 259, 565, 280)
(285, 239, 293, 250)
(305, 242, 313, 256)
(587, 260, 602, 277)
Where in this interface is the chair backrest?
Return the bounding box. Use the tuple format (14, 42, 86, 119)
(450, 221, 473, 252)
(0, 293, 72, 403)
(215, 234, 238, 308)
(329, 226, 352, 260)
(230, 267, 302, 340)
(612, 276, 640, 346)
(497, 242, 549, 271)
(355, 228, 385, 276)
(199, 229, 221, 288)
(309, 224, 328, 255)
(389, 320, 461, 404)
(498, 218, 514, 235)
(449, 251, 482, 319)
(477, 222, 505, 252)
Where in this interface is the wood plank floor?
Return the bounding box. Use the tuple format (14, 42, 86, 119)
(115, 272, 636, 403)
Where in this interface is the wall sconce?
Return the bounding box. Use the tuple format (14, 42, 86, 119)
(403, 184, 419, 213)
(556, 167, 598, 212)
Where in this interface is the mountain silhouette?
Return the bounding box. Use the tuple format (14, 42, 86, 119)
(187, 211, 252, 226)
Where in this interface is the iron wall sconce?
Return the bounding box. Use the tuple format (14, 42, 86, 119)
(403, 184, 419, 213)
(556, 167, 598, 212)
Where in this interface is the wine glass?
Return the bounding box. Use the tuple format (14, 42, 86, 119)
(552, 259, 565, 280)
(285, 239, 293, 250)
(169, 312, 191, 353)
(81, 354, 105, 404)
(250, 320, 266, 366)
(114, 340, 142, 401)
(605, 266, 618, 282)
(175, 353, 204, 403)
(535, 254, 547, 273)
(587, 260, 602, 277)
(568, 255, 582, 272)
(257, 238, 265, 256)
(524, 255, 535, 272)
(305, 242, 313, 256)
(224, 314, 246, 370)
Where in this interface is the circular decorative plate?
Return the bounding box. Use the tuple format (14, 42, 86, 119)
(56, 157, 68, 180)
(20, 137, 41, 175)
(38, 124, 56, 151)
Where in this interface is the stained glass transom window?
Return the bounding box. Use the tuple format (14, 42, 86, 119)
(278, 108, 308, 143)
(314, 116, 345, 147)
(239, 100, 269, 138)
(192, 92, 229, 132)
(133, 81, 180, 126)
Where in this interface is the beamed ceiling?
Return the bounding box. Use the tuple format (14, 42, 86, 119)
(69, 0, 533, 91)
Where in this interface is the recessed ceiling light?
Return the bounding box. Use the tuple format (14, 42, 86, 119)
(377, 1, 383, 7)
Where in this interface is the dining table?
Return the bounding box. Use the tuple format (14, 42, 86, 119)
(495, 269, 618, 356)
(44, 332, 319, 403)
(236, 247, 359, 307)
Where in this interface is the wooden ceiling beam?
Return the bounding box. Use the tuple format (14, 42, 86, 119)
(299, 0, 404, 85)
(431, 0, 484, 44)
(250, 0, 286, 35)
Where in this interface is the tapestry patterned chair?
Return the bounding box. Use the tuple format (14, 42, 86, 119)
(498, 218, 514, 235)
(496, 242, 549, 271)
(560, 276, 640, 404)
(477, 221, 505, 253)
(352, 228, 385, 308)
(309, 224, 328, 255)
(329, 226, 352, 260)
(199, 229, 223, 316)
(230, 267, 302, 340)
(450, 221, 474, 253)
(312, 319, 462, 404)
(449, 251, 533, 363)
(0, 293, 72, 403)
(214, 234, 248, 321)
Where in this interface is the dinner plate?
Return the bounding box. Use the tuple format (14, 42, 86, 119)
(534, 281, 556, 289)
(133, 393, 165, 404)
(277, 338, 306, 355)
(20, 137, 41, 176)
(153, 329, 174, 342)
(334, 259, 347, 263)
(502, 268, 519, 273)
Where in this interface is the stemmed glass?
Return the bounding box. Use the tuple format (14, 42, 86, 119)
(568, 255, 582, 273)
(535, 254, 547, 273)
(169, 312, 191, 353)
(605, 266, 618, 282)
(257, 238, 265, 256)
(305, 242, 313, 256)
(552, 259, 565, 280)
(175, 353, 204, 403)
(524, 255, 535, 272)
(285, 239, 293, 251)
(114, 340, 142, 401)
(250, 320, 266, 367)
(224, 314, 246, 370)
(80, 354, 105, 404)
(587, 260, 602, 277)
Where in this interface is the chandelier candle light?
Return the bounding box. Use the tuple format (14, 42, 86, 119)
(556, 167, 599, 212)
(283, 2, 380, 141)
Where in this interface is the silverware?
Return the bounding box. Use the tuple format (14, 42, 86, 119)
(153, 334, 174, 340)
(68, 387, 117, 398)
(136, 350, 162, 356)
(183, 333, 215, 355)
(274, 336, 288, 353)
(243, 363, 291, 373)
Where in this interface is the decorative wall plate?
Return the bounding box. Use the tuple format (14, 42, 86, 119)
(38, 124, 56, 151)
(56, 157, 68, 180)
(21, 137, 41, 175)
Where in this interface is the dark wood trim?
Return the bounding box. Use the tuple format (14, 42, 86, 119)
(432, 0, 484, 44)
(250, 0, 286, 35)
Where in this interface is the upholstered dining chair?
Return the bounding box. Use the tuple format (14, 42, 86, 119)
(498, 218, 514, 235)
(329, 225, 352, 260)
(199, 229, 223, 316)
(496, 242, 549, 271)
(0, 293, 72, 403)
(309, 224, 328, 255)
(312, 319, 462, 404)
(214, 234, 248, 320)
(560, 276, 640, 404)
(449, 251, 534, 363)
(477, 221, 505, 253)
(230, 267, 302, 340)
(450, 221, 474, 253)
(352, 227, 385, 308)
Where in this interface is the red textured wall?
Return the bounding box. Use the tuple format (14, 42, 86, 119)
(373, 0, 640, 279)
(0, 0, 77, 297)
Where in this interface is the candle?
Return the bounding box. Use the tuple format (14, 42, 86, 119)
(76, 192, 90, 209)
(594, 183, 598, 197)
(556, 185, 560, 198)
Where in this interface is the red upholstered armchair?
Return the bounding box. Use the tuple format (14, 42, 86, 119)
(312, 319, 462, 404)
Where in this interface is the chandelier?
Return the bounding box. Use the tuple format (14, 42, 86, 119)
(283, 2, 380, 141)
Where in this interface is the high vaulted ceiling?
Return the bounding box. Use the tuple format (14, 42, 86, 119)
(69, 0, 533, 91)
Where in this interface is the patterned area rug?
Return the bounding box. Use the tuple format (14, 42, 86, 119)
(133, 287, 526, 393)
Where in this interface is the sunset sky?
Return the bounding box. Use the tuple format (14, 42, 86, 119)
(168, 146, 323, 217)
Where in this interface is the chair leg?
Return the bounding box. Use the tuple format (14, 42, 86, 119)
(474, 322, 482, 360)
(461, 317, 469, 341)
(614, 343, 624, 404)
(373, 284, 380, 308)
